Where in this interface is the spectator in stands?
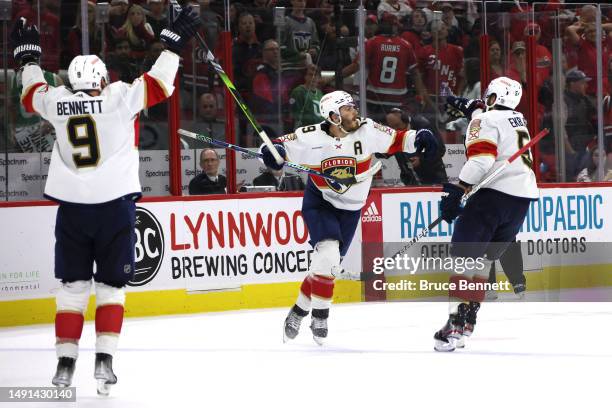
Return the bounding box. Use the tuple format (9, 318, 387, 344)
(289, 64, 324, 128)
(437, 1, 464, 47)
(576, 146, 612, 182)
(506, 41, 529, 115)
(114, 4, 155, 58)
(66, 1, 102, 65)
(489, 39, 504, 80)
(107, 39, 141, 83)
(365, 14, 379, 40)
(253, 167, 305, 191)
(317, 19, 352, 71)
(565, 69, 597, 177)
(247, 0, 274, 43)
(566, 21, 612, 99)
(281, 0, 320, 71)
(343, 19, 427, 123)
(109, 0, 130, 31)
(16, 0, 61, 72)
(252, 40, 290, 138)
(524, 23, 552, 87)
(189, 93, 226, 142)
(229, 2, 247, 38)
(384, 108, 447, 186)
(199, 0, 223, 51)
(308, 0, 335, 39)
(189, 149, 227, 195)
(377, 0, 412, 22)
(141, 40, 166, 71)
(417, 20, 464, 116)
(401, 8, 428, 54)
(233, 12, 262, 96)
(146, 0, 168, 38)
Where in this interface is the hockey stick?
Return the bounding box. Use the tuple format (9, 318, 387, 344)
(168, 0, 283, 165)
(178, 129, 383, 185)
(358, 128, 550, 282)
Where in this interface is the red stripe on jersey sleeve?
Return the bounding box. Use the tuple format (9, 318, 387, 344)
(133, 113, 140, 147)
(356, 157, 372, 174)
(143, 73, 170, 108)
(386, 129, 408, 155)
(466, 140, 498, 158)
(21, 82, 46, 113)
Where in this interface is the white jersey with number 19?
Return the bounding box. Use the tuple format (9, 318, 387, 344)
(20, 50, 179, 204)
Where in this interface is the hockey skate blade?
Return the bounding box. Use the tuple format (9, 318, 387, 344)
(434, 337, 457, 352)
(455, 335, 466, 349)
(97, 379, 112, 396)
(312, 335, 325, 346)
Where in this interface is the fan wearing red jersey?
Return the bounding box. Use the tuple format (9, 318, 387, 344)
(12, 7, 201, 395)
(342, 21, 427, 122)
(418, 20, 464, 100)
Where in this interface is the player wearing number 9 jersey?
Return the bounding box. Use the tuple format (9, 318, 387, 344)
(434, 77, 539, 353)
(13, 7, 201, 394)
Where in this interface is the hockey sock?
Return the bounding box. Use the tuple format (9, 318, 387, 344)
(310, 274, 335, 311)
(94, 283, 125, 357)
(55, 280, 91, 359)
(296, 274, 313, 312)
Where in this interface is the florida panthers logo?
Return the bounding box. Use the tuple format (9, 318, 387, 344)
(321, 156, 356, 194)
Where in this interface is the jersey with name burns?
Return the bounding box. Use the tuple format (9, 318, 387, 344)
(364, 35, 418, 106)
(276, 119, 416, 211)
(461, 109, 538, 199)
(20, 51, 179, 204)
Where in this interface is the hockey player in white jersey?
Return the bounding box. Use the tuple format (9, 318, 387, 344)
(434, 77, 539, 352)
(259, 90, 440, 345)
(12, 8, 201, 393)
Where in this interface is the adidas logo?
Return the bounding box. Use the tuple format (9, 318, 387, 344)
(361, 201, 382, 223)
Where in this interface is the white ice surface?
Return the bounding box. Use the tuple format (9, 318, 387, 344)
(1, 301, 611, 408)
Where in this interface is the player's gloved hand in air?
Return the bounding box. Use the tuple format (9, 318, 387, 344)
(445, 96, 485, 120)
(10, 17, 42, 67)
(261, 144, 286, 171)
(160, 5, 202, 54)
(414, 129, 439, 160)
(440, 182, 466, 223)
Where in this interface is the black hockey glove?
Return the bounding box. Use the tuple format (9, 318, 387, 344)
(445, 96, 486, 121)
(261, 144, 286, 171)
(10, 17, 42, 67)
(414, 129, 439, 161)
(160, 5, 202, 54)
(440, 182, 466, 224)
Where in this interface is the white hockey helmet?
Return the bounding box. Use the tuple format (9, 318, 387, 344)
(319, 90, 355, 125)
(484, 76, 522, 110)
(68, 55, 109, 92)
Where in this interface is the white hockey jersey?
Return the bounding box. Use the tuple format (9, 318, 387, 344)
(460, 109, 539, 199)
(21, 51, 179, 204)
(277, 119, 417, 210)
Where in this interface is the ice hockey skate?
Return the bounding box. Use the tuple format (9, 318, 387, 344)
(457, 302, 480, 348)
(310, 317, 328, 346)
(94, 353, 117, 396)
(434, 303, 469, 352)
(283, 307, 307, 343)
(52, 357, 76, 387)
(513, 283, 526, 299)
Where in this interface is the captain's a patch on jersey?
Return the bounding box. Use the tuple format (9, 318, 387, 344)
(468, 119, 481, 141)
(321, 156, 355, 193)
